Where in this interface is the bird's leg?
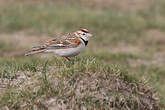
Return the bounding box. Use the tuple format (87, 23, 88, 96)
(64, 57, 71, 61)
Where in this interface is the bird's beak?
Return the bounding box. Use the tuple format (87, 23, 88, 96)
(88, 33, 93, 37)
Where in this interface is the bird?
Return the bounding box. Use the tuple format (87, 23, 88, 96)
(25, 28, 93, 61)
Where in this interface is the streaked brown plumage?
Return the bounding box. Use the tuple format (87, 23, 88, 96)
(25, 29, 93, 60)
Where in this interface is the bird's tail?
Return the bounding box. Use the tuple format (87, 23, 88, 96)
(25, 46, 46, 56)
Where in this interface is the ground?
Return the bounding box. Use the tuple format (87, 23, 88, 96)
(0, 0, 165, 109)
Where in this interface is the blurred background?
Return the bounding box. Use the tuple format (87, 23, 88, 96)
(0, 0, 165, 108)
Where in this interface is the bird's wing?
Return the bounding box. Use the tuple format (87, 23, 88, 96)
(43, 33, 81, 49)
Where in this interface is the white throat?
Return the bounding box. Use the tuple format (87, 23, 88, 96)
(80, 35, 88, 41)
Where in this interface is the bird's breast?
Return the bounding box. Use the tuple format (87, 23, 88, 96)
(54, 43, 85, 57)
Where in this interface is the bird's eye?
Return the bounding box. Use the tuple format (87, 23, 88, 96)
(83, 33, 86, 35)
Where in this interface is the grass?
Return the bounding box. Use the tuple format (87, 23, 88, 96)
(0, 57, 159, 109)
(0, 41, 14, 56)
(0, 0, 165, 109)
(0, 1, 163, 43)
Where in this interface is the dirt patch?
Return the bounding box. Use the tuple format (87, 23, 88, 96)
(0, 32, 51, 48)
(97, 43, 141, 55)
(110, 44, 141, 54)
(127, 29, 165, 67)
(144, 29, 165, 44)
(0, 32, 52, 57)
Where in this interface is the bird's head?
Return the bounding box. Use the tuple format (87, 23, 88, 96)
(75, 28, 93, 41)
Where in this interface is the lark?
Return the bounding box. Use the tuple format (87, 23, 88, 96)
(25, 29, 93, 60)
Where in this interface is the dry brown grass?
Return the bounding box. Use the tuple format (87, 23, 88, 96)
(0, 32, 51, 57)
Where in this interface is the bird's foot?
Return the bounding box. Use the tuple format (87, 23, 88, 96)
(64, 57, 71, 61)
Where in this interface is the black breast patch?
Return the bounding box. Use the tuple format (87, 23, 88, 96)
(80, 38, 88, 46)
